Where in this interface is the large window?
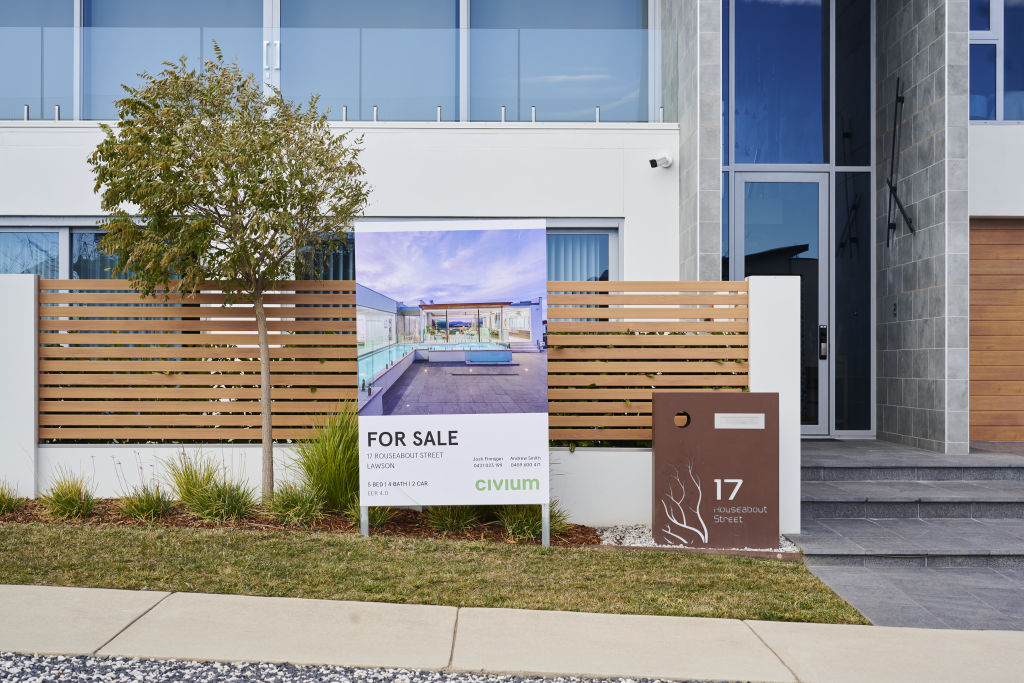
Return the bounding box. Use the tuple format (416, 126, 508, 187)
(0, 2, 72, 121)
(970, 0, 1024, 121)
(0, 228, 125, 279)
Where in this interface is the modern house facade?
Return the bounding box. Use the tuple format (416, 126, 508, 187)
(0, 0, 1020, 459)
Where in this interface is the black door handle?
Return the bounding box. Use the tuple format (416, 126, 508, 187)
(819, 325, 828, 360)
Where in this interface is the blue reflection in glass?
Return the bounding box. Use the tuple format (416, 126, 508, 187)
(470, 0, 648, 122)
(72, 232, 125, 279)
(0, 2, 72, 120)
(83, 1, 262, 120)
(722, 0, 729, 163)
(836, 0, 871, 166)
(971, 0, 990, 31)
(547, 233, 609, 281)
(835, 172, 871, 430)
(281, 1, 457, 121)
(734, 0, 828, 163)
(722, 172, 729, 280)
(0, 233, 59, 277)
(970, 43, 996, 120)
(1006, 4, 1024, 120)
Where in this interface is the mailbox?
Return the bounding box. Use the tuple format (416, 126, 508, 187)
(652, 391, 779, 549)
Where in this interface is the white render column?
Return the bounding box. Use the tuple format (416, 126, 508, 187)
(0, 274, 38, 497)
(747, 276, 801, 535)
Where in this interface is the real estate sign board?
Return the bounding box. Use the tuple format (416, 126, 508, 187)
(356, 221, 549, 507)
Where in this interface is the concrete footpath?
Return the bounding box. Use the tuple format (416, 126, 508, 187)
(2, 585, 1024, 683)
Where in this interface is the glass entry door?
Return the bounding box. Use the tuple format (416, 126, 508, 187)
(731, 173, 829, 435)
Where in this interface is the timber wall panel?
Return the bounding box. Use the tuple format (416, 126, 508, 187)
(547, 281, 749, 441)
(970, 220, 1024, 441)
(38, 280, 356, 442)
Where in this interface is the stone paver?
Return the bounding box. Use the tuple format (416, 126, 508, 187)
(449, 607, 796, 682)
(0, 585, 170, 655)
(98, 592, 457, 669)
(748, 620, 1024, 683)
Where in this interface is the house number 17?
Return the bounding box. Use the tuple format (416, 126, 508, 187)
(714, 478, 743, 501)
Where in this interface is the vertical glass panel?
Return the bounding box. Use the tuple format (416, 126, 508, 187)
(722, 0, 729, 163)
(470, 0, 648, 122)
(836, 0, 871, 166)
(0, 232, 59, 276)
(1006, 4, 1024, 120)
(735, 0, 829, 163)
(835, 173, 871, 431)
(547, 233, 609, 281)
(83, 0, 262, 120)
(722, 172, 730, 280)
(0, 2, 73, 120)
(742, 182, 820, 425)
(971, 0, 991, 31)
(970, 43, 997, 120)
(281, 0, 458, 121)
(297, 241, 355, 280)
(71, 232, 123, 279)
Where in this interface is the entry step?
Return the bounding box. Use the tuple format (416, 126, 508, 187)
(803, 480, 1024, 503)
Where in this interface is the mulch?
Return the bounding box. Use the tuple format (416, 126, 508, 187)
(0, 500, 601, 547)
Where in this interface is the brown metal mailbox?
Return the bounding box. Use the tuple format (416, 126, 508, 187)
(652, 391, 779, 549)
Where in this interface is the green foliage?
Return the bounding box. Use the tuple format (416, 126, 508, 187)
(424, 505, 479, 533)
(0, 481, 27, 515)
(292, 403, 360, 513)
(344, 499, 397, 529)
(118, 483, 175, 522)
(496, 500, 572, 541)
(88, 48, 369, 302)
(164, 452, 257, 522)
(40, 469, 96, 520)
(269, 482, 325, 527)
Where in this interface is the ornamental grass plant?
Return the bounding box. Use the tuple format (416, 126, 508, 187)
(424, 505, 480, 533)
(40, 468, 96, 520)
(163, 452, 256, 522)
(496, 500, 572, 541)
(268, 482, 325, 527)
(118, 483, 175, 522)
(0, 480, 26, 515)
(292, 402, 360, 513)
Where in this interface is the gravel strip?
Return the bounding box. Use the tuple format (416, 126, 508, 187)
(598, 524, 798, 553)
(0, 652, 723, 683)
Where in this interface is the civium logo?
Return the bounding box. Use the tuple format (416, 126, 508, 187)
(475, 478, 540, 491)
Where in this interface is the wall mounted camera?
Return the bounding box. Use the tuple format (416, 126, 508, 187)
(649, 155, 673, 168)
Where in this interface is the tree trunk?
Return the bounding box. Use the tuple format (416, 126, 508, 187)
(254, 293, 274, 503)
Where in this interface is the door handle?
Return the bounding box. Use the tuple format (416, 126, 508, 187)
(819, 325, 828, 360)
(263, 40, 270, 72)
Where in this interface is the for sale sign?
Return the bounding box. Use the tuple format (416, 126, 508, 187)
(652, 391, 779, 549)
(355, 220, 549, 506)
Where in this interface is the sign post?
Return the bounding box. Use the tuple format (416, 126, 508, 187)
(652, 391, 779, 549)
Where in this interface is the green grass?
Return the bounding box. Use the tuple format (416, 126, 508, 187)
(292, 403, 360, 513)
(0, 523, 867, 624)
(268, 483, 325, 527)
(0, 481, 26, 515)
(39, 469, 96, 520)
(496, 501, 572, 540)
(118, 483, 175, 522)
(164, 452, 256, 522)
(424, 505, 479, 533)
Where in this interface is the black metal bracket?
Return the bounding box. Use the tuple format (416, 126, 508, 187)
(886, 77, 914, 248)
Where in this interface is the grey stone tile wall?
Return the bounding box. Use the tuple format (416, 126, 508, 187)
(876, 0, 970, 454)
(661, 0, 722, 281)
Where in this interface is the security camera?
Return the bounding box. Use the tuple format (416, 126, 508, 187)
(649, 155, 673, 168)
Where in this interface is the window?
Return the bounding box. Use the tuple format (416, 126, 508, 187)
(0, 227, 126, 279)
(970, 0, 1024, 121)
(0, 1, 72, 121)
(0, 232, 60, 277)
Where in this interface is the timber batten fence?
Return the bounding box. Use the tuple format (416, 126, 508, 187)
(37, 279, 749, 443)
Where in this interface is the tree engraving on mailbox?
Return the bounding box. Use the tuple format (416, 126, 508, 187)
(653, 392, 779, 549)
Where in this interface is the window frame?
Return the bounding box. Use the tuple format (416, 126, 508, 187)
(970, 0, 1009, 123)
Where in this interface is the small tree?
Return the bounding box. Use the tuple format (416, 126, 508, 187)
(89, 50, 370, 501)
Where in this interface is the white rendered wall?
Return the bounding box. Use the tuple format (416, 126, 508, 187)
(0, 121, 682, 280)
(0, 275, 38, 497)
(550, 448, 652, 526)
(969, 124, 1024, 217)
(747, 276, 801, 535)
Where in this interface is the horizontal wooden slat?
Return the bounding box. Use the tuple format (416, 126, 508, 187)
(971, 306, 1024, 321)
(547, 307, 749, 320)
(970, 276, 1024, 291)
(40, 320, 354, 332)
(549, 415, 650, 427)
(40, 360, 356, 373)
(970, 336, 1024, 351)
(39, 400, 344, 413)
(969, 244, 1024, 260)
(549, 429, 652, 440)
(970, 228, 1024, 245)
(40, 279, 355, 291)
(971, 351, 1024, 366)
(547, 375, 748, 387)
(548, 401, 653, 413)
(39, 332, 353, 347)
(970, 366, 1024, 381)
(547, 347, 748, 359)
(971, 322, 1024, 336)
(41, 346, 356, 359)
(970, 260, 1024, 275)
(547, 334, 748, 346)
(39, 413, 330, 427)
(969, 411, 1024, 426)
(39, 387, 356, 399)
(40, 373, 355, 386)
(547, 388, 742, 400)
(548, 321, 747, 333)
(40, 306, 354, 319)
(548, 361, 748, 373)
(967, 381, 1024, 397)
(970, 426, 1024, 441)
(39, 427, 319, 439)
(548, 281, 747, 292)
(39, 293, 353, 305)
(547, 294, 748, 305)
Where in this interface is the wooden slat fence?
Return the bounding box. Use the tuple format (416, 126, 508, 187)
(38, 279, 356, 441)
(38, 279, 749, 443)
(547, 281, 749, 441)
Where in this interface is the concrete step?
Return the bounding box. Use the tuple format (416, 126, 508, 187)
(802, 480, 1024, 518)
(792, 518, 1024, 568)
(802, 444, 1024, 482)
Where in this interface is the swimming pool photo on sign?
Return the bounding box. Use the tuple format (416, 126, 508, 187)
(355, 226, 547, 417)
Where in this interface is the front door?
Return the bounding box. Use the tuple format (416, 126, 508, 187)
(731, 173, 829, 435)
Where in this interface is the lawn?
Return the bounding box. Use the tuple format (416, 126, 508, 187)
(0, 522, 867, 624)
